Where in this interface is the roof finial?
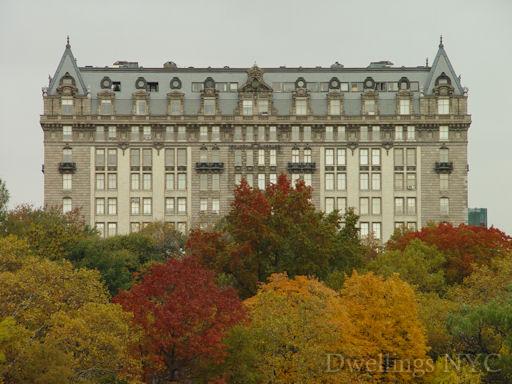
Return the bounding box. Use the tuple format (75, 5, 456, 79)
(439, 34, 444, 48)
(66, 35, 70, 48)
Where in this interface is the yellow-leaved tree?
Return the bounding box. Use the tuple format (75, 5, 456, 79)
(340, 272, 430, 383)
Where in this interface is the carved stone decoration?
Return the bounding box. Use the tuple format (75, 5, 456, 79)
(295, 77, 306, 89)
(363, 77, 375, 90)
(239, 65, 273, 93)
(398, 77, 410, 90)
(118, 142, 129, 154)
(100, 76, 112, 89)
(433, 72, 455, 96)
(135, 77, 147, 90)
(382, 141, 394, 154)
(170, 77, 182, 89)
(56, 72, 78, 96)
(328, 77, 341, 90)
(347, 141, 359, 154)
(153, 142, 164, 153)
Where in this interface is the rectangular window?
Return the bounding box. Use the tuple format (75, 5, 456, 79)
(131, 173, 140, 190)
(360, 173, 369, 190)
(395, 198, 404, 215)
(407, 222, 417, 231)
(107, 223, 117, 237)
(203, 99, 216, 115)
(359, 149, 369, 166)
(165, 126, 175, 141)
(165, 148, 175, 168)
(295, 99, 307, 115)
(360, 126, 368, 141)
(371, 149, 380, 166)
(303, 174, 312, 186)
(212, 126, 220, 142)
(200, 198, 207, 212)
(291, 126, 300, 141)
(131, 126, 139, 141)
(440, 126, 449, 141)
(170, 99, 181, 115)
(257, 149, 265, 166)
(242, 100, 253, 116)
(438, 98, 450, 114)
(143, 126, 151, 140)
(200, 174, 208, 191)
(130, 222, 140, 233)
(291, 148, 299, 163)
(142, 149, 152, 167)
(257, 126, 265, 141)
(395, 126, 403, 141)
(304, 149, 312, 163)
(95, 198, 105, 215)
(269, 173, 277, 184)
(95, 148, 105, 167)
(96, 173, 105, 190)
(61, 98, 74, 115)
(164, 198, 174, 215)
(136, 100, 147, 115)
(406, 173, 416, 190)
(325, 126, 333, 141)
(359, 197, 369, 215)
(337, 126, 346, 141)
(147, 82, 158, 92)
(95, 223, 105, 237)
(407, 126, 416, 141)
(234, 126, 242, 141)
(371, 173, 381, 190)
(364, 100, 375, 115)
(325, 197, 335, 214)
(394, 148, 404, 167)
(440, 148, 449, 163)
(337, 173, 346, 190)
(177, 173, 186, 190)
(372, 223, 382, 240)
(63, 126, 72, 141)
(336, 148, 346, 166)
(406, 148, 416, 166)
(325, 173, 334, 190)
(107, 149, 117, 167)
(100, 99, 112, 115)
(177, 148, 187, 167)
(165, 173, 174, 190)
(258, 174, 265, 189)
(63, 148, 72, 163)
(303, 126, 311, 142)
(234, 150, 242, 167)
(107, 173, 117, 190)
(329, 99, 341, 115)
(372, 126, 381, 141)
(177, 197, 187, 214)
(269, 126, 277, 141)
(394, 173, 404, 190)
(200, 126, 208, 141)
(212, 198, 220, 213)
(245, 126, 253, 142)
(143, 198, 152, 215)
(142, 173, 152, 190)
(325, 148, 334, 166)
(440, 174, 449, 190)
(399, 99, 410, 115)
(212, 174, 220, 190)
(130, 198, 140, 215)
(407, 197, 416, 215)
(246, 149, 254, 166)
(257, 99, 269, 114)
(440, 197, 449, 214)
(108, 198, 117, 215)
(177, 126, 186, 141)
(337, 197, 347, 215)
(372, 198, 381, 215)
(360, 222, 369, 238)
(96, 126, 105, 141)
(62, 174, 72, 190)
(269, 149, 277, 167)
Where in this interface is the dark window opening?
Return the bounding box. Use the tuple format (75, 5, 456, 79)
(112, 81, 121, 92)
(147, 82, 159, 92)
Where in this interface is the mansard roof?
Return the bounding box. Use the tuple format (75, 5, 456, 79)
(48, 37, 88, 96)
(424, 37, 464, 95)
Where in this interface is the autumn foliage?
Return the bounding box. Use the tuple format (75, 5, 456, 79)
(387, 222, 512, 283)
(114, 256, 246, 383)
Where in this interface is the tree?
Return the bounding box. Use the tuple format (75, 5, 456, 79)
(0, 178, 8, 224)
(387, 223, 512, 284)
(223, 274, 364, 384)
(367, 239, 446, 294)
(114, 257, 245, 383)
(425, 355, 482, 384)
(340, 272, 429, 383)
(0, 235, 32, 272)
(0, 205, 95, 261)
(187, 175, 363, 297)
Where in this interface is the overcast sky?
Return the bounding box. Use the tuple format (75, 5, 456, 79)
(1, 0, 511, 233)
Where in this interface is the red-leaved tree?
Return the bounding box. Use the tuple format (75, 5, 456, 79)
(114, 257, 246, 383)
(387, 223, 512, 284)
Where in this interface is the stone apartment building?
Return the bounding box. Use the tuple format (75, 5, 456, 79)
(41, 37, 470, 240)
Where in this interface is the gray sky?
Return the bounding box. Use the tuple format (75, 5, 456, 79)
(1, 0, 511, 233)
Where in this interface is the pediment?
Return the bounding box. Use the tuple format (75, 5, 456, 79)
(239, 65, 273, 93)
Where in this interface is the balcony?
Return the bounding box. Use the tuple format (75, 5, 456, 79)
(434, 161, 453, 173)
(287, 162, 316, 173)
(58, 162, 76, 173)
(195, 162, 225, 173)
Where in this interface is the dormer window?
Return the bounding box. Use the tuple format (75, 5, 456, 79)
(61, 97, 74, 115)
(364, 99, 376, 115)
(329, 99, 341, 116)
(257, 99, 269, 115)
(112, 82, 121, 92)
(242, 100, 253, 116)
(147, 82, 159, 92)
(295, 99, 307, 115)
(399, 99, 410, 115)
(438, 98, 450, 114)
(100, 99, 112, 115)
(204, 98, 216, 115)
(136, 100, 147, 115)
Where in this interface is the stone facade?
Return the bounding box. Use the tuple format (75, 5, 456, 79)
(40, 39, 470, 240)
